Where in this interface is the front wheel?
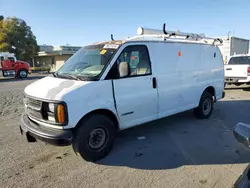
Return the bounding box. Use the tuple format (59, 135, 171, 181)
(17, 69, 28, 78)
(73, 114, 116, 162)
(193, 91, 214, 119)
(2, 70, 6, 77)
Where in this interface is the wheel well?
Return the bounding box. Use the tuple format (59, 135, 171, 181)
(18, 68, 28, 73)
(203, 86, 216, 101)
(76, 109, 119, 130)
(204, 86, 215, 96)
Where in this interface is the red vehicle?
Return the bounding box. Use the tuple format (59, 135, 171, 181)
(0, 52, 30, 78)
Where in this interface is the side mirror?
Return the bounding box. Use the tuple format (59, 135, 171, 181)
(118, 61, 130, 78)
(233, 123, 250, 148)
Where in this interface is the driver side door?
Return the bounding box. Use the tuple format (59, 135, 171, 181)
(112, 45, 158, 129)
(8, 57, 16, 69)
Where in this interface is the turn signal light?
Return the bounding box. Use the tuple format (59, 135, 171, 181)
(57, 104, 65, 123)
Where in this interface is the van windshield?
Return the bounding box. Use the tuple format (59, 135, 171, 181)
(56, 44, 118, 81)
(228, 56, 250, 65)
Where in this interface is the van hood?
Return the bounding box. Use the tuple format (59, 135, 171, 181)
(24, 76, 90, 101)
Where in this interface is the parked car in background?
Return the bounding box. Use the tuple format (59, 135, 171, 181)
(0, 52, 30, 78)
(233, 123, 250, 188)
(224, 54, 250, 86)
(20, 25, 225, 162)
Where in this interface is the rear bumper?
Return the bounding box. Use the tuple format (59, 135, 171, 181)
(20, 113, 73, 146)
(225, 77, 250, 83)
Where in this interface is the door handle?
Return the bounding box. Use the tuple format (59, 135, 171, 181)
(226, 68, 232, 70)
(152, 77, 157, 89)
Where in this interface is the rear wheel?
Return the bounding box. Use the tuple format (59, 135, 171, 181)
(194, 91, 214, 119)
(73, 114, 116, 162)
(17, 69, 28, 78)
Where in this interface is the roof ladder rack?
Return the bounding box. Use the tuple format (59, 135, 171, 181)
(135, 23, 223, 45)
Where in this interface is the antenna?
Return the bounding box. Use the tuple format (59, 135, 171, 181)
(111, 34, 114, 41)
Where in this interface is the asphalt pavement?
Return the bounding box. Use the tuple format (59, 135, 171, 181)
(1, 76, 250, 188)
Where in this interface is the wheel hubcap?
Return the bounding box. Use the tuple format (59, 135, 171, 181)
(20, 70, 27, 77)
(88, 128, 106, 149)
(202, 98, 211, 115)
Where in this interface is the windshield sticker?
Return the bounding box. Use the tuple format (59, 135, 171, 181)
(100, 49, 107, 55)
(103, 44, 119, 49)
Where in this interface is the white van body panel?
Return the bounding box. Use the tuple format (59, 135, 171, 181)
(24, 76, 89, 101)
(24, 41, 224, 131)
(24, 76, 117, 129)
(113, 75, 158, 129)
(147, 42, 224, 118)
(102, 41, 224, 129)
(104, 42, 158, 130)
(62, 80, 117, 129)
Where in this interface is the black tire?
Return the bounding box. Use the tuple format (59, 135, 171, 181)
(2, 70, 6, 77)
(73, 114, 116, 162)
(193, 91, 214, 119)
(17, 69, 28, 78)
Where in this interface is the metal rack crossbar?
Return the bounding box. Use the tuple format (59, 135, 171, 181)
(127, 23, 223, 45)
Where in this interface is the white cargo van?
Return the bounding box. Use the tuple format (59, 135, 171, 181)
(224, 54, 250, 86)
(20, 25, 225, 161)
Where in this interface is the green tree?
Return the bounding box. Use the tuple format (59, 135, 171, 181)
(0, 17, 39, 61)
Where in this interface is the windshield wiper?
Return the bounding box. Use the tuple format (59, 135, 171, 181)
(59, 73, 84, 81)
(53, 72, 58, 77)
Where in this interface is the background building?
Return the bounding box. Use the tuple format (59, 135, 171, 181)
(218, 36, 249, 64)
(33, 36, 250, 71)
(33, 45, 81, 72)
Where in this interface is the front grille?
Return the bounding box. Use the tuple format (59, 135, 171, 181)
(26, 107, 43, 119)
(24, 96, 43, 120)
(24, 97, 42, 111)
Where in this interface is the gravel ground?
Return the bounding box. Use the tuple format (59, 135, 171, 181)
(1, 76, 250, 188)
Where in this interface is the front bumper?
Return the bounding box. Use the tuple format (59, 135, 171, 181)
(20, 113, 73, 146)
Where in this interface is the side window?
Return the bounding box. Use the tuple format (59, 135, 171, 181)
(130, 51, 139, 69)
(117, 45, 151, 77)
(8, 57, 15, 62)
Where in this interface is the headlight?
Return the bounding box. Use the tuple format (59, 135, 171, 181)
(44, 102, 67, 124)
(48, 103, 55, 112)
(47, 103, 56, 122)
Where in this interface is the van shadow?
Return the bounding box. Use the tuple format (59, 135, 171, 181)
(97, 100, 250, 170)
